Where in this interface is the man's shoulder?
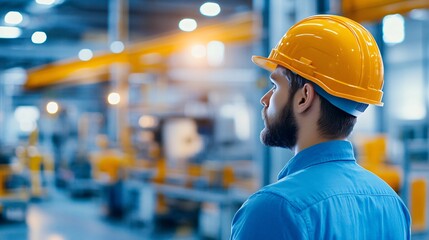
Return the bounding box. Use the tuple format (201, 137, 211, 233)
(253, 173, 317, 212)
(257, 162, 400, 211)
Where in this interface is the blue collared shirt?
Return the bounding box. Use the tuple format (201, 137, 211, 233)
(231, 140, 411, 239)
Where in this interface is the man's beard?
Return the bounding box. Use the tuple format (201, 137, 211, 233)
(260, 100, 298, 149)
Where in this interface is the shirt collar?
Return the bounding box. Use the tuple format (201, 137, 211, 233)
(278, 140, 356, 180)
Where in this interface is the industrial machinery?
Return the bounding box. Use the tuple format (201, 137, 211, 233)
(21, 13, 260, 238)
(66, 113, 105, 198)
(357, 135, 427, 233)
(122, 115, 254, 239)
(0, 146, 29, 222)
(15, 129, 53, 200)
(359, 136, 402, 192)
(89, 134, 130, 218)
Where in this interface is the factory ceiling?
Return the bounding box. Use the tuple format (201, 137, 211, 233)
(0, 0, 253, 71)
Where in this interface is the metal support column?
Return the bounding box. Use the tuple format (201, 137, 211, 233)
(424, 17, 429, 158)
(0, 75, 4, 144)
(374, 22, 387, 133)
(108, 0, 129, 148)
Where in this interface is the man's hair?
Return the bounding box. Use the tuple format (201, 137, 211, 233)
(283, 68, 357, 139)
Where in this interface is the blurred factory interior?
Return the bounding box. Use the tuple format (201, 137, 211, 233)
(1, 0, 429, 239)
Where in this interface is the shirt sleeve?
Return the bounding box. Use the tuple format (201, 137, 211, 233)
(230, 191, 308, 240)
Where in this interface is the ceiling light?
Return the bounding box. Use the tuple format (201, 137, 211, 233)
(78, 49, 93, 61)
(36, 0, 56, 5)
(31, 31, 47, 44)
(46, 101, 59, 114)
(107, 92, 120, 105)
(110, 41, 124, 53)
(179, 18, 197, 32)
(0, 26, 21, 38)
(382, 14, 405, 45)
(200, 2, 221, 17)
(5, 11, 23, 25)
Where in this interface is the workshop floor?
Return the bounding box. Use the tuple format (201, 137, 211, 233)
(0, 189, 198, 240)
(1, 188, 427, 240)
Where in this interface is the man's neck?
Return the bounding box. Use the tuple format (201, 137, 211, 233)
(295, 134, 346, 155)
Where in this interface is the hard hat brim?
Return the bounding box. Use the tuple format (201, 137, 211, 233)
(252, 55, 278, 72)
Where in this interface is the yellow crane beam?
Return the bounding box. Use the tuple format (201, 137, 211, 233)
(343, 0, 429, 22)
(25, 12, 260, 89)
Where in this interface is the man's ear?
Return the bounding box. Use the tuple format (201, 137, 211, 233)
(295, 83, 316, 113)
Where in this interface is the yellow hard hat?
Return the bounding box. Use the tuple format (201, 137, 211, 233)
(252, 14, 384, 106)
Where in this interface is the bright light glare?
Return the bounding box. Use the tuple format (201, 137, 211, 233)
(2, 67, 27, 84)
(191, 44, 206, 58)
(19, 122, 37, 133)
(14, 106, 40, 133)
(235, 107, 250, 140)
(110, 41, 124, 53)
(14, 106, 40, 122)
(139, 115, 158, 128)
(0, 26, 22, 38)
(409, 9, 429, 21)
(207, 41, 224, 66)
(31, 31, 47, 44)
(383, 14, 405, 45)
(5, 11, 23, 25)
(219, 103, 250, 140)
(179, 18, 197, 32)
(36, 0, 56, 5)
(140, 53, 163, 64)
(395, 85, 426, 120)
(220, 104, 235, 118)
(399, 104, 426, 120)
(200, 2, 221, 17)
(107, 92, 120, 105)
(46, 101, 59, 114)
(78, 49, 93, 61)
(47, 234, 65, 240)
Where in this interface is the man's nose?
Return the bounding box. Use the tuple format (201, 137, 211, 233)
(260, 91, 271, 107)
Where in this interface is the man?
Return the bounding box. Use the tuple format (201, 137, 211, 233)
(230, 15, 411, 239)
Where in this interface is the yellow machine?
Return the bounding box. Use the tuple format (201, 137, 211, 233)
(90, 134, 130, 184)
(0, 149, 29, 222)
(16, 129, 54, 199)
(359, 136, 402, 191)
(0, 129, 51, 221)
(89, 134, 131, 218)
(358, 135, 427, 232)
